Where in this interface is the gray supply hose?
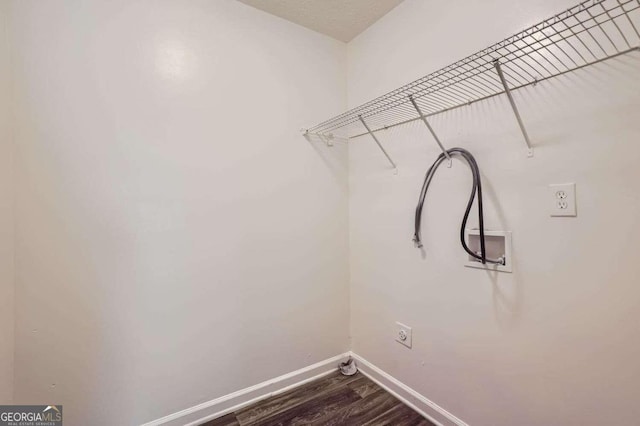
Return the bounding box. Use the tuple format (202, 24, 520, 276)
(414, 147, 503, 265)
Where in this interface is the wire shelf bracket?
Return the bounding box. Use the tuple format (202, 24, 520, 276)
(358, 115, 398, 173)
(306, 0, 640, 166)
(303, 130, 334, 147)
(319, 133, 334, 147)
(409, 94, 453, 167)
(493, 60, 535, 157)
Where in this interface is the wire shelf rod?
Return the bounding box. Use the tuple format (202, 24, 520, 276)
(409, 95, 452, 166)
(358, 115, 398, 171)
(493, 60, 534, 157)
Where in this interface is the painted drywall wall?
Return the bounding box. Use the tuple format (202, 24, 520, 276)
(0, 0, 14, 405)
(8, 1, 348, 424)
(348, 0, 640, 425)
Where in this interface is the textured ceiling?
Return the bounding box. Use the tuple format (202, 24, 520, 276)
(237, 0, 405, 42)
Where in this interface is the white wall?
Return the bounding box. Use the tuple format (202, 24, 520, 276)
(8, 0, 640, 424)
(8, 1, 348, 424)
(0, 0, 14, 405)
(348, 1, 640, 425)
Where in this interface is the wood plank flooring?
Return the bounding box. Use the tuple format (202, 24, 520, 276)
(200, 371, 434, 426)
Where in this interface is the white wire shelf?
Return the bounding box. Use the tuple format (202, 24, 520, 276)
(305, 0, 640, 162)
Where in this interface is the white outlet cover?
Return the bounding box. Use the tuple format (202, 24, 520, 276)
(395, 322, 412, 349)
(549, 183, 577, 217)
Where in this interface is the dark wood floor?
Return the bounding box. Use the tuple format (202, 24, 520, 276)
(201, 371, 435, 426)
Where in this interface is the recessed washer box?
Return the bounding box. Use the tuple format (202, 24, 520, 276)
(464, 229, 512, 273)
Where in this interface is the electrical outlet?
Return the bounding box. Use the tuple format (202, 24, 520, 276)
(395, 322, 412, 348)
(549, 183, 576, 217)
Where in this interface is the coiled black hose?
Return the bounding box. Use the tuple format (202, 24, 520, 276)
(413, 147, 503, 265)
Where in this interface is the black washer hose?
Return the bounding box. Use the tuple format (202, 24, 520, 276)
(413, 147, 503, 265)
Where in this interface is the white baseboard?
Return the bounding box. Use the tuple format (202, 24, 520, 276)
(141, 352, 350, 426)
(349, 352, 468, 426)
(141, 351, 468, 426)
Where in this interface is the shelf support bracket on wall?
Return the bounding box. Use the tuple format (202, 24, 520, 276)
(318, 133, 334, 147)
(493, 60, 534, 158)
(358, 115, 398, 173)
(302, 129, 334, 147)
(409, 95, 452, 167)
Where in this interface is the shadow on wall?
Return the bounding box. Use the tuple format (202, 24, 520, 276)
(480, 174, 523, 330)
(486, 269, 523, 330)
(303, 133, 348, 185)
